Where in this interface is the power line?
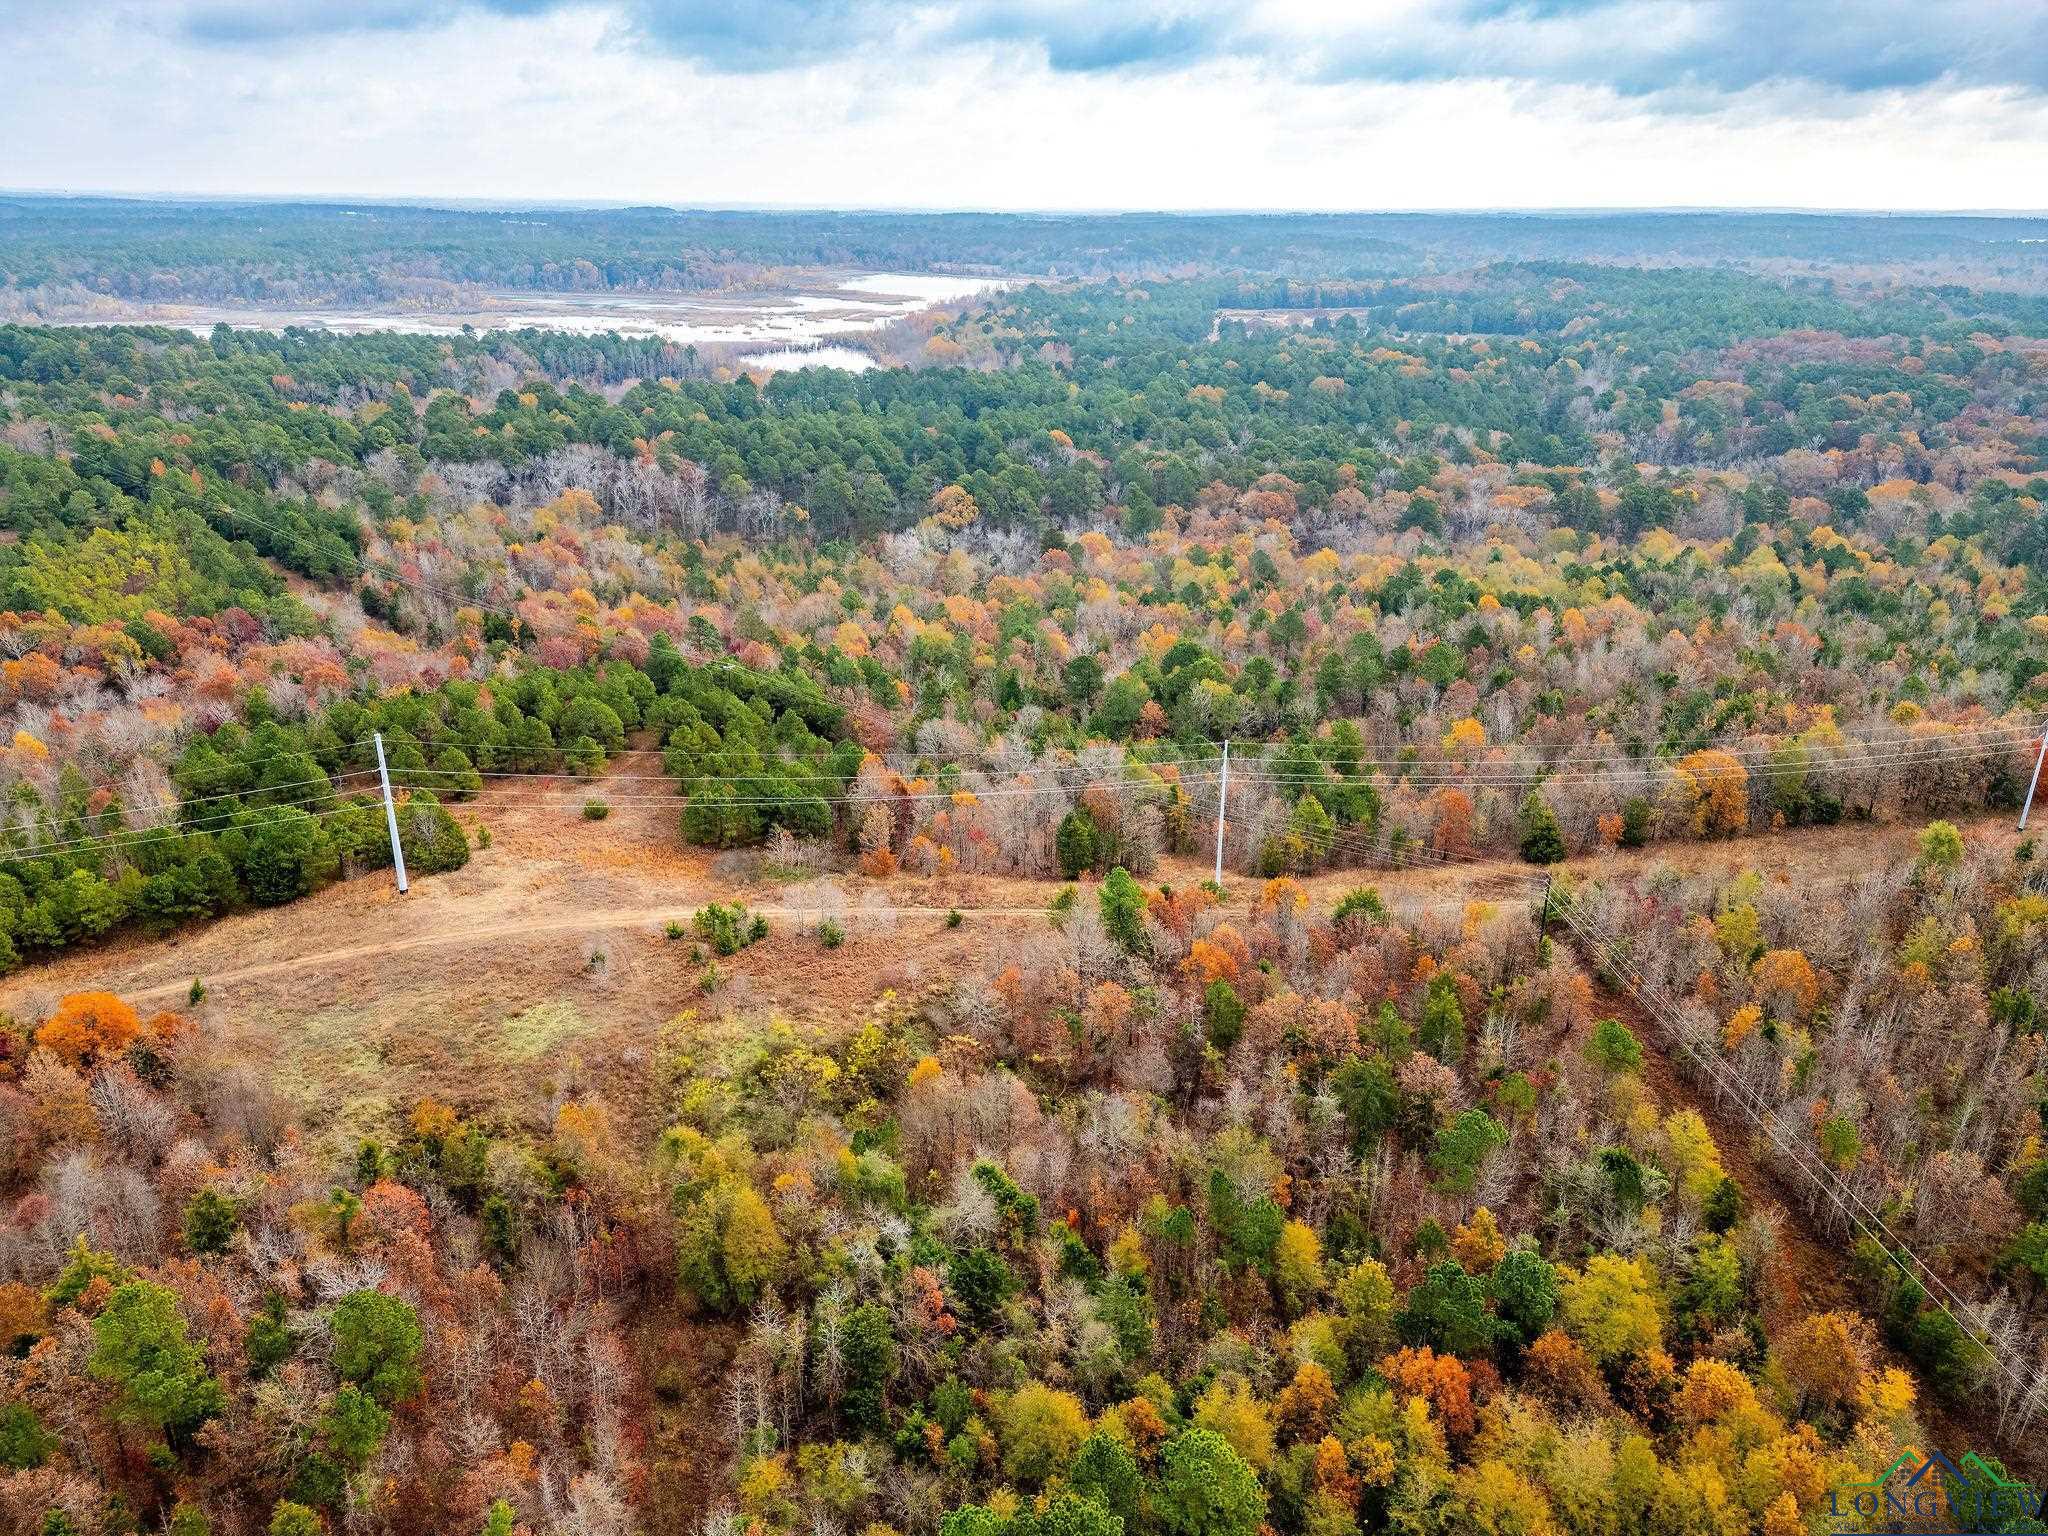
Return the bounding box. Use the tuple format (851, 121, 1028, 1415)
(1, 791, 383, 863)
(1551, 897, 2034, 1407)
(1217, 716, 2046, 769)
(1224, 730, 2044, 790)
(400, 771, 1219, 811)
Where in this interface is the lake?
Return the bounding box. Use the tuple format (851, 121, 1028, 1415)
(42, 271, 1005, 372)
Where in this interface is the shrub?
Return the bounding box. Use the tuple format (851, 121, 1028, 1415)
(583, 798, 610, 821)
(268, 1503, 323, 1536)
(1918, 818, 1964, 871)
(1332, 887, 1387, 925)
(693, 902, 755, 956)
(182, 1189, 240, 1255)
(819, 919, 845, 949)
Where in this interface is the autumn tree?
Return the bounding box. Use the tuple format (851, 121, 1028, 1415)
(36, 991, 140, 1067)
(1559, 1255, 1664, 1363)
(1001, 1383, 1089, 1485)
(1778, 1310, 1873, 1411)
(1672, 750, 1748, 837)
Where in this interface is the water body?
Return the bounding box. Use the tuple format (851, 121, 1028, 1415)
(737, 344, 882, 374)
(42, 272, 1005, 371)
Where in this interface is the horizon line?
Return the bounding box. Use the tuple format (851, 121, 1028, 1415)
(4, 189, 2048, 220)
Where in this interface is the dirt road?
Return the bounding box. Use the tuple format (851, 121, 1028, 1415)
(0, 761, 2013, 1151)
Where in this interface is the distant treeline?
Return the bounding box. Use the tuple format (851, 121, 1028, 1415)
(4, 198, 2047, 306)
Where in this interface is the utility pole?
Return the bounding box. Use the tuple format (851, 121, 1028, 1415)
(374, 731, 409, 895)
(2022, 723, 2048, 833)
(1212, 740, 1230, 886)
(1538, 873, 1554, 945)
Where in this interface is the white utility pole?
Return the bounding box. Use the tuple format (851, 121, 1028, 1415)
(2023, 724, 2048, 833)
(373, 731, 409, 894)
(1212, 740, 1230, 885)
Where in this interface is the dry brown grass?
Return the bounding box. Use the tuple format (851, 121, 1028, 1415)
(0, 755, 2014, 1155)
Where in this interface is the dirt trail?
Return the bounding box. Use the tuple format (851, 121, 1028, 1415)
(0, 763, 2025, 1246)
(2, 798, 1992, 1014)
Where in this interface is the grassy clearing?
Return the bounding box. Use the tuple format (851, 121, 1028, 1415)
(496, 1000, 590, 1062)
(269, 1002, 394, 1145)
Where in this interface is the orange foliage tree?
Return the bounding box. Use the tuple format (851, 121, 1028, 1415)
(1432, 789, 1475, 856)
(36, 991, 141, 1067)
(1672, 749, 1749, 837)
(1379, 1345, 1475, 1437)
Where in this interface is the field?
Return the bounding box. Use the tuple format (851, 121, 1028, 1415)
(2, 751, 1997, 1142)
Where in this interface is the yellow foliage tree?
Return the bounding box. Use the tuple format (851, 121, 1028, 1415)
(1443, 718, 1487, 756)
(1194, 1376, 1276, 1470)
(1558, 1255, 1664, 1364)
(1275, 1361, 1336, 1443)
(1751, 948, 1820, 1019)
(1777, 1310, 1872, 1411)
(1450, 1208, 1506, 1272)
(720, 1182, 788, 1305)
(1454, 1458, 1559, 1536)
(1000, 1382, 1089, 1485)
(1274, 1220, 1325, 1313)
(1660, 1111, 1726, 1204)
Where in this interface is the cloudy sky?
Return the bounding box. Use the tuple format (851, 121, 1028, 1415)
(6, 0, 2045, 210)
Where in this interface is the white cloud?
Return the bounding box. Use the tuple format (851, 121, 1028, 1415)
(3, 1, 2044, 209)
